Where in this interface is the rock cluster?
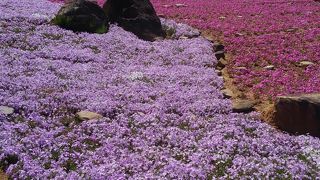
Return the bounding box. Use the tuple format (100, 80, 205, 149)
(52, 0, 164, 41)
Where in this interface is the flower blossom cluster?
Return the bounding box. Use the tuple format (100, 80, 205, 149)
(0, 0, 319, 179)
(149, 0, 320, 99)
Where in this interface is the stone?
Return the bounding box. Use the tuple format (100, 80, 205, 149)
(213, 42, 224, 52)
(235, 32, 244, 37)
(128, 71, 144, 81)
(222, 89, 234, 99)
(175, 3, 187, 8)
(264, 65, 275, 70)
(216, 58, 227, 70)
(76, 111, 103, 121)
(179, 36, 189, 40)
(235, 66, 247, 70)
(232, 100, 257, 113)
(215, 50, 225, 60)
(0, 106, 14, 115)
(273, 94, 320, 137)
(52, 0, 108, 33)
(298, 61, 315, 68)
(103, 0, 165, 41)
(285, 28, 296, 32)
(216, 70, 222, 76)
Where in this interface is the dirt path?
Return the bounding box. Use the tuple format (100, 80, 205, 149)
(202, 31, 277, 125)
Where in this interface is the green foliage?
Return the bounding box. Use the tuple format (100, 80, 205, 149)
(162, 25, 176, 38)
(51, 150, 60, 161)
(83, 138, 102, 151)
(212, 159, 233, 178)
(63, 159, 77, 172)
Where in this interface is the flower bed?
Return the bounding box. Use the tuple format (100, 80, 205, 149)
(0, 0, 319, 179)
(149, 0, 320, 99)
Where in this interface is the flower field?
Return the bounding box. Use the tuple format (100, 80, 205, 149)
(0, 0, 320, 179)
(149, 0, 320, 99)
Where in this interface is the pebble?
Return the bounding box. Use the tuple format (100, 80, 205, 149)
(0, 106, 14, 115)
(76, 111, 103, 121)
(232, 100, 257, 113)
(298, 61, 314, 67)
(264, 65, 275, 70)
(175, 4, 187, 8)
(222, 89, 234, 99)
(216, 58, 227, 70)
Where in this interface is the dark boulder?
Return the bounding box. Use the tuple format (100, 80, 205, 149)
(103, 0, 165, 41)
(274, 94, 320, 137)
(52, 0, 109, 33)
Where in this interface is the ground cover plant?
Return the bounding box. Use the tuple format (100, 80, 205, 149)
(149, 0, 320, 100)
(0, 0, 320, 179)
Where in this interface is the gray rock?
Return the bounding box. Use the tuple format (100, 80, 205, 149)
(274, 94, 320, 137)
(264, 65, 275, 70)
(286, 28, 296, 32)
(175, 3, 187, 8)
(235, 32, 245, 37)
(232, 100, 257, 113)
(52, 0, 109, 33)
(298, 61, 315, 68)
(179, 36, 189, 40)
(222, 89, 234, 99)
(0, 106, 14, 115)
(128, 71, 144, 81)
(76, 111, 103, 121)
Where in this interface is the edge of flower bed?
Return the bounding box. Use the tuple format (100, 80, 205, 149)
(201, 31, 279, 127)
